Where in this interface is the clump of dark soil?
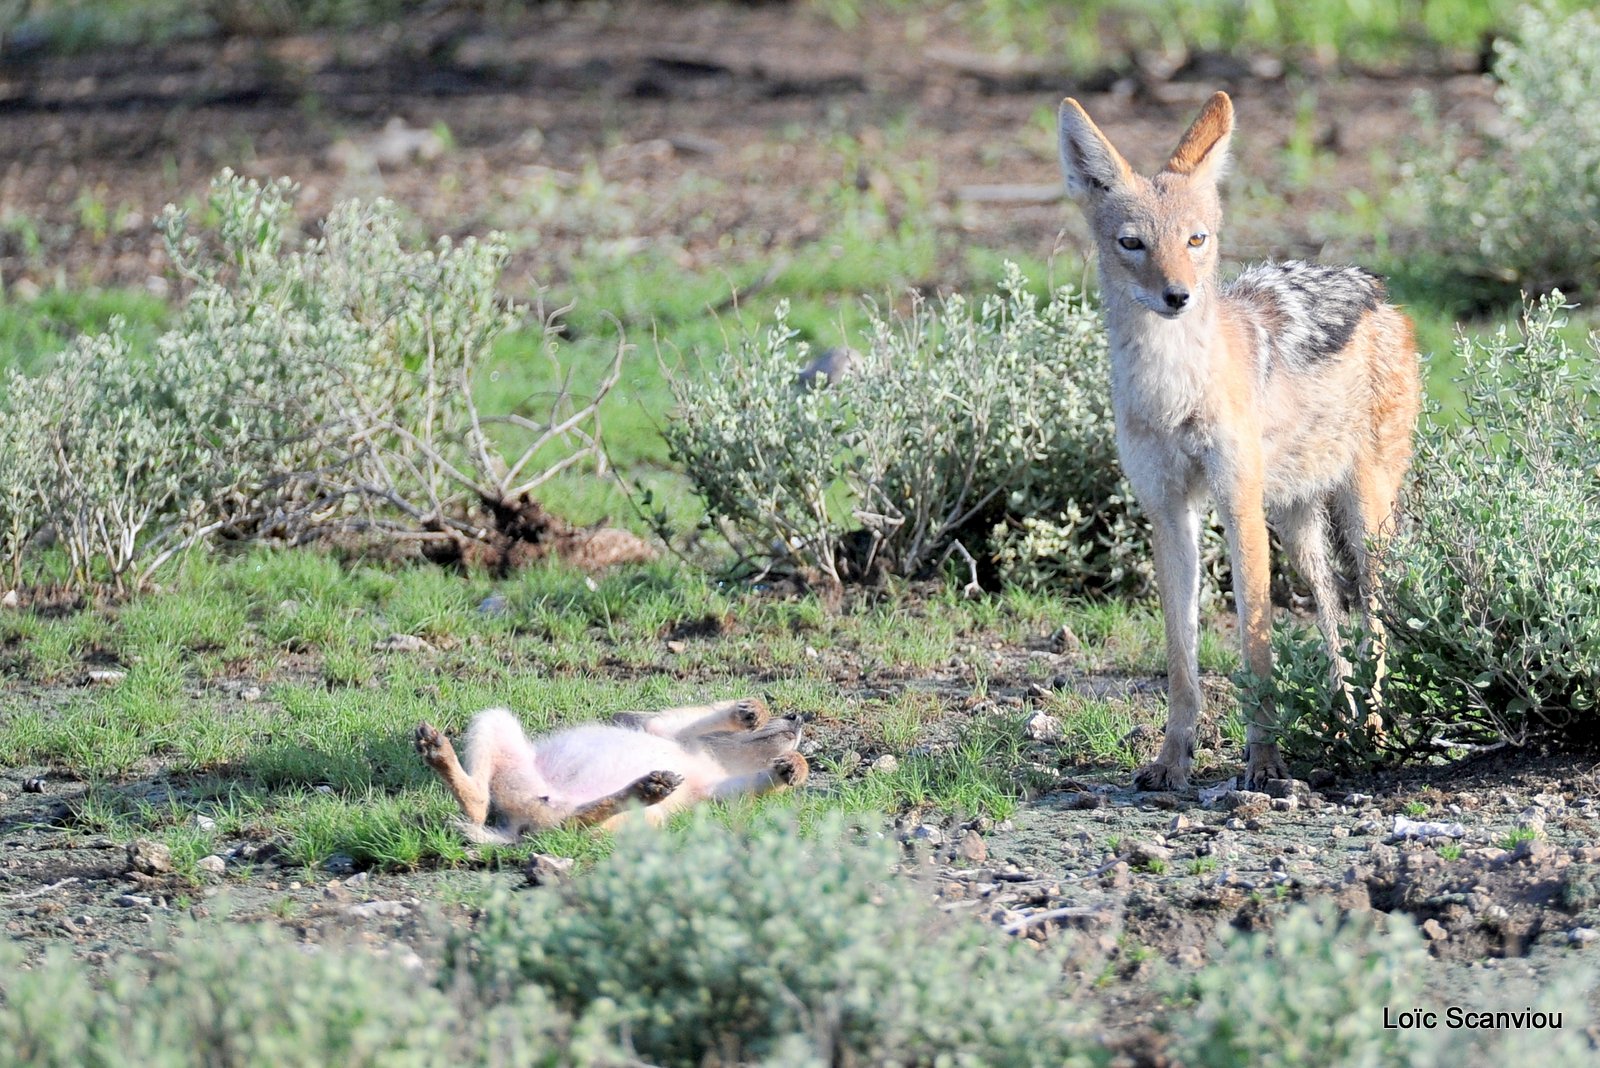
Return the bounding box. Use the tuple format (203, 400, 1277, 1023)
(421, 492, 657, 576)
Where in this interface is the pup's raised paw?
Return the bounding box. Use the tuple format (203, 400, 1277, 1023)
(633, 770, 684, 805)
(731, 697, 770, 732)
(772, 751, 809, 788)
(414, 722, 454, 772)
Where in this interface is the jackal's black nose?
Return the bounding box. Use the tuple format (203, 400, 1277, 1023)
(1163, 286, 1190, 310)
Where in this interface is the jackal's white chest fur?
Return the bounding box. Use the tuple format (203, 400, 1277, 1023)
(1106, 302, 1223, 446)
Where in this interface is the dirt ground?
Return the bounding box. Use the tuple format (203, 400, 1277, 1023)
(6, 635, 1600, 1063)
(0, 1, 1495, 298)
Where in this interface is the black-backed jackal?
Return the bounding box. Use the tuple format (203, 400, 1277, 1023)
(1056, 91, 1421, 790)
(415, 698, 808, 841)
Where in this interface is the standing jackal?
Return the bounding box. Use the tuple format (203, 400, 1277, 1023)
(415, 697, 808, 841)
(1055, 91, 1421, 790)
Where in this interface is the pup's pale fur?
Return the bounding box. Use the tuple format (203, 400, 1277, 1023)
(1056, 91, 1421, 790)
(415, 697, 807, 841)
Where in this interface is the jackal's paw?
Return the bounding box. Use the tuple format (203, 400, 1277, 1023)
(771, 751, 809, 788)
(731, 697, 770, 732)
(1244, 743, 1291, 791)
(1133, 760, 1189, 792)
(633, 770, 684, 805)
(414, 722, 453, 771)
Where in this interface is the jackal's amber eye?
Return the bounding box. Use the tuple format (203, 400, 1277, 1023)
(1117, 236, 1144, 251)
(1188, 233, 1207, 248)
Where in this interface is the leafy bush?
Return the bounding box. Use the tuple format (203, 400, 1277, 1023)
(0, 922, 615, 1068)
(665, 263, 1224, 595)
(0, 171, 616, 595)
(451, 812, 1102, 1068)
(1270, 295, 1600, 763)
(1374, 295, 1600, 753)
(1173, 901, 1436, 1068)
(1404, 3, 1600, 299)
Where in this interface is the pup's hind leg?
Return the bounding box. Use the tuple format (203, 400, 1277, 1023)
(416, 707, 529, 828)
(415, 721, 491, 826)
(710, 752, 809, 800)
(612, 697, 770, 740)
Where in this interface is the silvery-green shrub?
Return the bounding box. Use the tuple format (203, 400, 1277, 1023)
(1270, 295, 1600, 762)
(0, 922, 617, 1068)
(0, 170, 610, 594)
(452, 813, 1103, 1068)
(1375, 294, 1600, 752)
(1173, 901, 1438, 1068)
(665, 262, 1224, 595)
(1403, 3, 1600, 297)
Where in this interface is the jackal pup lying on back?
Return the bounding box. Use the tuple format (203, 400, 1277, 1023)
(415, 697, 808, 841)
(1056, 91, 1421, 791)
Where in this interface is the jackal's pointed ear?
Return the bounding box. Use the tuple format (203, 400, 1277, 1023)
(1058, 98, 1134, 199)
(1164, 91, 1234, 185)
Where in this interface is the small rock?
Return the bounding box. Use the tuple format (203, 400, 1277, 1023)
(196, 855, 226, 877)
(1023, 711, 1061, 742)
(22, 777, 46, 793)
(1352, 819, 1383, 836)
(373, 633, 433, 653)
(524, 853, 575, 887)
(477, 595, 509, 617)
(113, 894, 154, 908)
(1051, 624, 1082, 656)
(956, 830, 989, 864)
(1483, 904, 1510, 925)
(1271, 797, 1298, 812)
(86, 669, 126, 685)
(1569, 927, 1598, 946)
(344, 900, 410, 920)
(127, 839, 173, 876)
(1065, 791, 1105, 810)
(1330, 826, 1351, 839)
(322, 881, 352, 903)
(1344, 792, 1373, 807)
(1512, 838, 1554, 865)
(665, 640, 687, 654)
(910, 824, 944, 847)
(1308, 768, 1337, 790)
(0, 589, 18, 608)
(345, 871, 369, 888)
(192, 814, 217, 832)
(1125, 840, 1172, 866)
(1421, 918, 1449, 941)
(1222, 790, 1271, 817)
(1103, 861, 1132, 890)
(1262, 778, 1308, 801)
(239, 685, 264, 702)
(870, 754, 900, 774)
(1144, 792, 1181, 810)
(1167, 815, 1193, 833)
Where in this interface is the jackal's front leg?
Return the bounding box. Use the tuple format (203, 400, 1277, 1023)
(1134, 490, 1205, 792)
(566, 770, 686, 829)
(1217, 471, 1290, 789)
